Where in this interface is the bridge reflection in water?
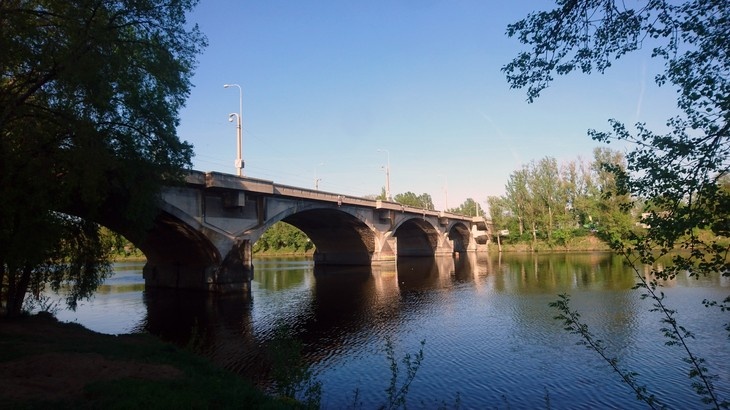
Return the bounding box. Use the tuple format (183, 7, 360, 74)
(142, 254, 483, 379)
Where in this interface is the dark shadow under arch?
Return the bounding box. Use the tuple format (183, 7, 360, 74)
(394, 218, 439, 257)
(448, 223, 471, 253)
(137, 211, 220, 269)
(283, 208, 374, 266)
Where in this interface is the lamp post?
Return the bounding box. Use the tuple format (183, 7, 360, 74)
(314, 162, 324, 190)
(378, 149, 391, 201)
(223, 83, 243, 176)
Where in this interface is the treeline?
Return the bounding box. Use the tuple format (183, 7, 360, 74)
(370, 189, 436, 210)
(376, 189, 482, 217)
(487, 148, 634, 249)
(99, 227, 144, 259)
(447, 198, 483, 217)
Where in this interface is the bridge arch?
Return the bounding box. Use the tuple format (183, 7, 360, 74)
(139, 210, 220, 270)
(137, 203, 250, 291)
(60, 196, 236, 291)
(393, 218, 440, 257)
(252, 206, 376, 266)
(447, 222, 472, 253)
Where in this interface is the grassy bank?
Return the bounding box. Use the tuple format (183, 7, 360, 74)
(0, 313, 293, 409)
(253, 249, 315, 257)
(495, 234, 612, 252)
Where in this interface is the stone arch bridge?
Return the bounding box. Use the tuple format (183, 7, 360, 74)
(138, 171, 492, 292)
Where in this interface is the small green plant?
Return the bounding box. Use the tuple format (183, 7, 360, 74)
(185, 318, 207, 354)
(553, 255, 729, 409)
(382, 337, 425, 410)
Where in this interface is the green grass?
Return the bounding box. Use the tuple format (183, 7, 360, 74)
(0, 313, 296, 409)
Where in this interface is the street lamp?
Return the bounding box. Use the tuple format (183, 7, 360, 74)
(314, 162, 324, 190)
(223, 83, 243, 176)
(378, 149, 391, 201)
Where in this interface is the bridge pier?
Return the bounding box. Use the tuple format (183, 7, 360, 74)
(141, 229, 253, 293)
(372, 233, 397, 263)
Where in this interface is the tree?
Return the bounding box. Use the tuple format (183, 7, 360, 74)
(0, 1, 206, 317)
(486, 196, 510, 231)
(589, 147, 634, 244)
(374, 187, 388, 201)
(559, 157, 593, 228)
(448, 198, 481, 216)
(393, 192, 435, 210)
(526, 157, 565, 243)
(493, 151, 634, 249)
(504, 167, 531, 236)
(502, 159, 566, 247)
(505, 1, 729, 406)
(487, 195, 512, 250)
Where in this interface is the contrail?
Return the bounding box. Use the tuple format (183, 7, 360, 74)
(479, 110, 521, 165)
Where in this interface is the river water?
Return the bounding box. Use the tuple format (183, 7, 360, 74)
(54, 253, 729, 409)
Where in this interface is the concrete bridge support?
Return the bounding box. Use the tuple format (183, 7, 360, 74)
(138, 206, 254, 293)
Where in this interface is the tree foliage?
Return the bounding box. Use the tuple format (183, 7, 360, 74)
(448, 198, 482, 217)
(505, 1, 729, 406)
(393, 191, 435, 210)
(253, 222, 314, 254)
(0, 0, 206, 316)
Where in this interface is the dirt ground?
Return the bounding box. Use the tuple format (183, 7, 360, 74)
(0, 315, 183, 402)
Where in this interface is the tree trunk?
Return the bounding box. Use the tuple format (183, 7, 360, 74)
(547, 205, 553, 241)
(5, 265, 31, 317)
(531, 221, 537, 251)
(0, 262, 4, 315)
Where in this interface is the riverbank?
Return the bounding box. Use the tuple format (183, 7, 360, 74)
(252, 236, 613, 256)
(494, 234, 612, 252)
(0, 313, 291, 409)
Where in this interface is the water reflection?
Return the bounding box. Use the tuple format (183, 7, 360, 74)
(493, 252, 637, 293)
(59, 253, 729, 408)
(143, 288, 262, 375)
(255, 257, 314, 291)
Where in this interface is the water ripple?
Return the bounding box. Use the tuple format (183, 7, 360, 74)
(57, 256, 730, 409)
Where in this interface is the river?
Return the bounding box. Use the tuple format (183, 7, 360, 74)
(53, 253, 729, 409)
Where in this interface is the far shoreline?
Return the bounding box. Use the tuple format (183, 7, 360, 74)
(112, 237, 615, 263)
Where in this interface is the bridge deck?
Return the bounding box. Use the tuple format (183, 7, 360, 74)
(187, 170, 483, 223)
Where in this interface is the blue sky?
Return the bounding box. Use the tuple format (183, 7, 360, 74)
(179, 1, 679, 211)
